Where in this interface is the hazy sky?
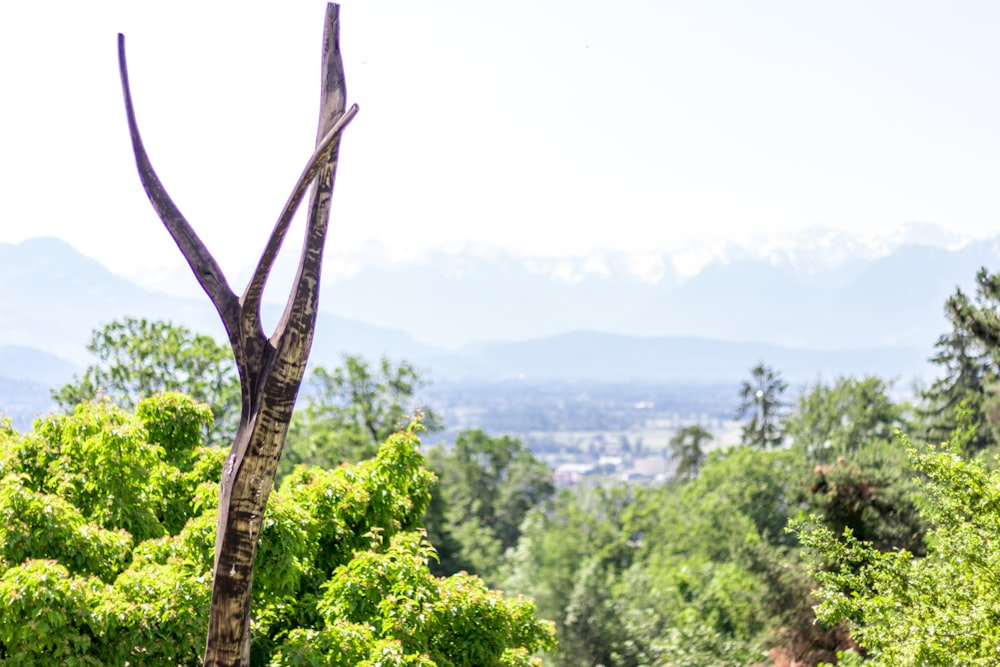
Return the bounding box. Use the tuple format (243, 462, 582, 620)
(2, 1, 1000, 281)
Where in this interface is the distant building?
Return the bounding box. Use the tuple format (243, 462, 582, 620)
(554, 462, 596, 487)
(598, 455, 625, 469)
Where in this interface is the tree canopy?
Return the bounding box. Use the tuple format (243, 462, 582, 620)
(52, 317, 240, 444)
(919, 267, 1000, 454)
(0, 395, 554, 666)
(785, 375, 907, 462)
(794, 423, 1000, 666)
(425, 429, 555, 579)
(280, 355, 441, 476)
(16, 265, 1000, 666)
(667, 424, 712, 480)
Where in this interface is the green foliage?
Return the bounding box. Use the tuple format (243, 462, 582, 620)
(779, 376, 928, 557)
(0, 474, 132, 581)
(102, 560, 211, 665)
(799, 438, 927, 555)
(667, 424, 711, 480)
(258, 424, 554, 664)
(136, 391, 214, 469)
(736, 362, 789, 449)
(277, 532, 555, 667)
(270, 623, 428, 667)
(500, 492, 606, 649)
(501, 430, 870, 666)
(13, 401, 171, 543)
(503, 461, 783, 667)
(52, 317, 240, 444)
(0, 559, 105, 666)
(610, 559, 769, 667)
(0, 416, 15, 443)
(795, 428, 1000, 666)
(425, 429, 554, 579)
(281, 355, 441, 475)
(786, 376, 907, 463)
(0, 396, 551, 666)
(483, 367, 939, 665)
(679, 445, 799, 547)
(919, 268, 1000, 453)
(818, 650, 865, 667)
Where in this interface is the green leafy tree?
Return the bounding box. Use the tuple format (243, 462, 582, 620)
(52, 317, 240, 444)
(780, 375, 926, 554)
(0, 394, 221, 665)
(794, 425, 1000, 666)
(425, 429, 554, 579)
(281, 355, 440, 474)
(667, 424, 712, 480)
(272, 533, 555, 667)
(502, 486, 637, 667)
(504, 450, 799, 667)
(802, 445, 927, 557)
(785, 376, 906, 462)
(0, 395, 554, 666)
(735, 362, 788, 449)
(627, 446, 840, 666)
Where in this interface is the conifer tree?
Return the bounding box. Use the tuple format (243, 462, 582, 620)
(736, 362, 788, 449)
(920, 268, 1000, 453)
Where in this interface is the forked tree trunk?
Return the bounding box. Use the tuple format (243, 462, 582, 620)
(117, 5, 357, 666)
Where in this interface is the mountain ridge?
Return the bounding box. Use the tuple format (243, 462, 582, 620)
(2, 231, 990, 387)
(316, 236, 994, 350)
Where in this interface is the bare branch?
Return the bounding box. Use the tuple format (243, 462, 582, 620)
(240, 104, 358, 330)
(117, 34, 240, 342)
(270, 3, 349, 346)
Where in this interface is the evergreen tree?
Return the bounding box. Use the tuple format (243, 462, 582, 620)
(919, 268, 1000, 453)
(736, 362, 788, 449)
(667, 424, 712, 480)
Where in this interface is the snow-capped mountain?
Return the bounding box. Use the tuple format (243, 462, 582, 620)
(11, 222, 999, 358)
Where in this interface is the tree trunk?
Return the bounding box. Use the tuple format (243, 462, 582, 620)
(116, 5, 357, 666)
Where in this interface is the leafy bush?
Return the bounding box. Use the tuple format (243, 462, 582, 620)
(0, 395, 554, 666)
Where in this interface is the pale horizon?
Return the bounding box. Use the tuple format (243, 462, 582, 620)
(3, 217, 990, 306)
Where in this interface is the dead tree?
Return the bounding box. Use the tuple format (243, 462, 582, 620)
(117, 5, 357, 666)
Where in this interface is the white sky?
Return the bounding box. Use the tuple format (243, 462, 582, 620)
(2, 1, 1000, 281)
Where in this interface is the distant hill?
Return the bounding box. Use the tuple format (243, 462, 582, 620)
(320, 239, 999, 352)
(0, 233, 980, 390)
(0, 345, 78, 387)
(0, 376, 55, 432)
(0, 237, 204, 364)
(428, 332, 930, 382)
(324, 250, 666, 348)
(0, 237, 439, 368)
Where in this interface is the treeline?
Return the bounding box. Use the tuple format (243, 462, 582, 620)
(5, 266, 1000, 665)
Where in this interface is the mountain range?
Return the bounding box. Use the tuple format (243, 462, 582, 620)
(318, 234, 994, 351)
(2, 228, 995, 411)
(121, 223, 989, 352)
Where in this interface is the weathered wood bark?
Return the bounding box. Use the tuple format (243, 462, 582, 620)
(117, 5, 357, 666)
